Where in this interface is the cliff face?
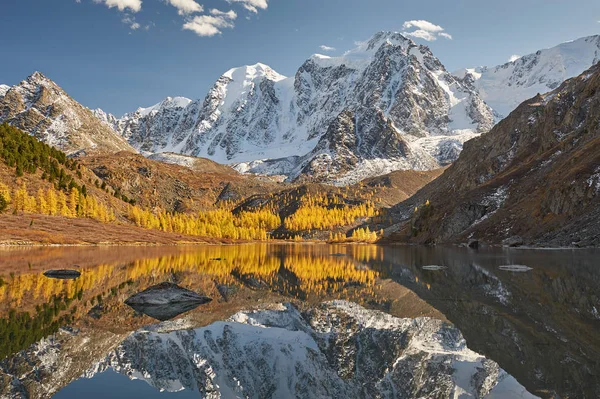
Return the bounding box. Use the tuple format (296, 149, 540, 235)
(387, 63, 600, 247)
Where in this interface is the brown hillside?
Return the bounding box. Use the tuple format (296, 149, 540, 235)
(386, 63, 600, 247)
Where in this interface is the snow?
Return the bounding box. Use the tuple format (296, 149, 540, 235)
(100, 30, 492, 181)
(79, 301, 537, 398)
(457, 35, 600, 118)
(0, 84, 10, 98)
(147, 152, 198, 169)
(586, 166, 600, 193)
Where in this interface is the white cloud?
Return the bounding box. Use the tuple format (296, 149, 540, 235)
(210, 9, 237, 19)
(320, 45, 336, 52)
(404, 29, 437, 41)
(165, 0, 203, 15)
(402, 20, 444, 33)
(227, 0, 268, 14)
(121, 14, 142, 30)
(402, 19, 452, 41)
(93, 0, 142, 13)
(183, 9, 237, 37)
(508, 54, 521, 62)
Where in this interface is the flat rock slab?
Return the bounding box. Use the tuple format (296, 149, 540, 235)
(43, 270, 81, 280)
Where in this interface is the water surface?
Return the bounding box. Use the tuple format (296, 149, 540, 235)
(0, 244, 598, 398)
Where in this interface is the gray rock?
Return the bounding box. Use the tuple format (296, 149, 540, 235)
(43, 270, 81, 280)
(125, 282, 211, 306)
(502, 236, 524, 247)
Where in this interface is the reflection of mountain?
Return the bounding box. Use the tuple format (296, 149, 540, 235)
(1, 245, 598, 399)
(373, 246, 600, 398)
(0, 245, 389, 399)
(81, 301, 534, 398)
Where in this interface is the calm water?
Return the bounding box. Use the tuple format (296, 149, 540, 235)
(0, 244, 598, 398)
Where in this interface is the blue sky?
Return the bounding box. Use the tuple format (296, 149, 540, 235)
(1, 0, 599, 115)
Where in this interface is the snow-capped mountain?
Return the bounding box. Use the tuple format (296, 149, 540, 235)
(85, 301, 536, 398)
(455, 35, 600, 118)
(100, 32, 494, 184)
(0, 72, 135, 155)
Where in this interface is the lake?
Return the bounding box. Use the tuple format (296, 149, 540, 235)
(0, 244, 598, 398)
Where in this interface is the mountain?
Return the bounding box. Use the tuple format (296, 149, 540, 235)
(100, 32, 494, 184)
(82, 301, 535, 398)
(384, 63, 600, 247)
(455, 35, 600, 119)
(0, 72, 135, 155)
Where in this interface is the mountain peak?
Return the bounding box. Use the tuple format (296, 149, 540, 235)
(222, 63, 287, 82)
(365, 31, 413, 50)
(26, 71, 50, 83)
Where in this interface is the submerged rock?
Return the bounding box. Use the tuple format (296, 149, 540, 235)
(43, 270, 81, 280)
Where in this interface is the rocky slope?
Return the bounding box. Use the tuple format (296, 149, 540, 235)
(455, 35, 600, 119)
(99, 32, 494, 184)
(78, 152, 283, 212)
(78, 301, 535, 398)
(0, 72, 136, 155)
(385, 63, 600, 247)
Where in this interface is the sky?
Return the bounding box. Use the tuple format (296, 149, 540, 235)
(1, 0, 599, 116)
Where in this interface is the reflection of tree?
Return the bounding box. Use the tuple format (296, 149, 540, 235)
(0, 245, 384, 360)
(0, 296, 74, 359)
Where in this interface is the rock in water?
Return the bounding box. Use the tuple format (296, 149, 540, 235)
(125, 282, 212, 321)
(125, 282, 211, 306)
(43, 270, 81, 280)
(502, 236, 524, 247)
(422, 265, 447, 271)
(499, 265, 533, 272)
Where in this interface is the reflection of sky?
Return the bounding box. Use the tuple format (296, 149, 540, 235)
(54, 369, 198, 399)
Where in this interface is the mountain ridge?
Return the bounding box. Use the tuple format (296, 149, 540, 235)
(97, 31, 494, 184)
(384, 62, 600, 247)
(0, 72, 136, 156)
(455, 34, 600, 118)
